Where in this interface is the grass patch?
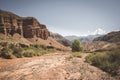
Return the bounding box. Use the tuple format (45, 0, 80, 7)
(85, 48, 120, 76)
(22, 46, 47, 57)
(69, 52, 82, 59)
(23, 49, 35, 57)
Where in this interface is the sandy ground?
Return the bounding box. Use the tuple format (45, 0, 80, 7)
(0, 52, 116, 80)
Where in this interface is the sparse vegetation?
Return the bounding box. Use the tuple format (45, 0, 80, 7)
(71, 39, 82, 52)
(0, 48, 15, 59)
(0, 42, 8, 47)
(85, 48, 120, 76)
(10, 44, 23, 58)
(23, 49, 35, 57)
(69, 52, 82, 59)
(0, 43, 56, 59)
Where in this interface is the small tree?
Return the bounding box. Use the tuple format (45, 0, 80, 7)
(72, 39, 82, 52)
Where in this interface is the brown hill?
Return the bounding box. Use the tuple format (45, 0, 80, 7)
(94, 31, 120, 43)
(51, 32, 72, 46)
(27, 37, 71, 50)
(83, 41, 117, 52)
(83, 31, 120, 52)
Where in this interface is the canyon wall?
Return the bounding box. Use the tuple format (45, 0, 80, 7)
(0, 10, 50, 40)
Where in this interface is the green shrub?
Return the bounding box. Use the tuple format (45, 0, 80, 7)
(0, 42, 8, 47)
(69, 52, 82, 59)
(0, 48, 15, 59)
(47, 49, 56, 53)
(12, 48, 23, 58)
(71, 39, 82, 52)
(23, 49, 35, 57)
(34, 47, 47, 55)
(85, 48, 120, 76)
(73, 52, 82, 58)
(85, 53, 96, 63)
(22, 46, 48, 57)
(8, 44, 23, 58)
(9, 44, 15, 49)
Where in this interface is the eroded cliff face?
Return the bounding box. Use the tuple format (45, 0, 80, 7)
(0, 9, 50, 40)
(22, 17, 50, 39)
(0, 10, 23, 36)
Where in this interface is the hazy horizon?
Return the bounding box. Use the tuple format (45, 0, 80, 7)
(0, 0, 120, 36)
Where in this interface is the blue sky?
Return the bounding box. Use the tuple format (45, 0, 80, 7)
(0, 0, 120, 36)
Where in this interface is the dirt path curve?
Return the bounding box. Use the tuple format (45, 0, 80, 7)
(0, 52, 116, 80)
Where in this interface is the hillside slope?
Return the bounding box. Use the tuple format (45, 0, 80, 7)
(0, 33, 32, 46)
(94, 31, 120, 43)
(51, 33, 72, 46)
(83, 41, 117, 52)
(83, 31, 120, 52)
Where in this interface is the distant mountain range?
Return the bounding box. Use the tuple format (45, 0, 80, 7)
(65, 34, 103, 43)
(50, 32, 105, 46)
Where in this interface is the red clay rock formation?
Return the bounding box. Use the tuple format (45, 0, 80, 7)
(0, 10, 23, 36)
(23, 17, 50, 39)
(0, 9, 50, 40)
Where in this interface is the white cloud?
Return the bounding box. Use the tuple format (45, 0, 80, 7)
(92, 28, 106, 35)
(82, 28, 106, 36)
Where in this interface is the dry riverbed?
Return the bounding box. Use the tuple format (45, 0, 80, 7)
(0, 52, 116, 80)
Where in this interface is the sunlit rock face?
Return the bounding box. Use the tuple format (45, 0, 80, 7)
(22, 17, 50, 39)
(0, 9, 50, 40)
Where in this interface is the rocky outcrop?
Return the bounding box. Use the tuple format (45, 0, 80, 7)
(0, 10, 23, 36)
(94, 31, 120, 43)
(22, 17, 50, 39)
(0, 9, 50, 40)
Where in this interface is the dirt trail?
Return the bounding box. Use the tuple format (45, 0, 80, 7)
(0, 52, 116, 80)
